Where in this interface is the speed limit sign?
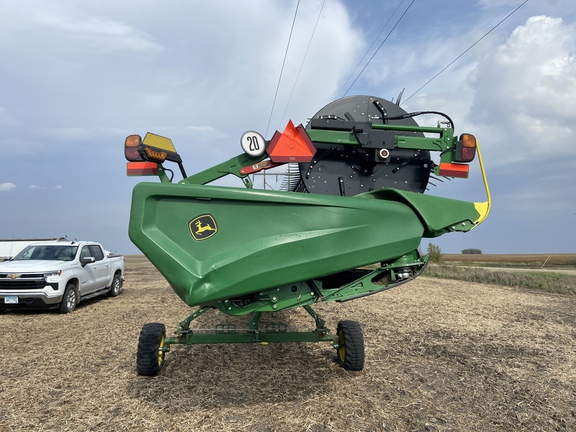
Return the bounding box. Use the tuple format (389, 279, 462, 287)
(240, 130, 266, 157)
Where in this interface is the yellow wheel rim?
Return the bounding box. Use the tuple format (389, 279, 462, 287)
(338, 330, 345, 362)
(157, 334, 165, 366)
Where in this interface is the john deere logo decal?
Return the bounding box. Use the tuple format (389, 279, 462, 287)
(189, 214, 218, 241)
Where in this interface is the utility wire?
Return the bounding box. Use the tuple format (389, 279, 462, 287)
(279, 0, 326, 127)
(266, 0, 301, 138)
(342, 0, 416, 97)
(402, 0, 529, 104)
(337, 0, 405, 99)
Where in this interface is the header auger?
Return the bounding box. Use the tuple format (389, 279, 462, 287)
(125, 95, 490, 375)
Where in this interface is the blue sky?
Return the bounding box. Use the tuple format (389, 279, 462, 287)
(1, 0, 575, 254)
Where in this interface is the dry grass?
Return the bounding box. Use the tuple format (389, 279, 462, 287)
(1, 256, 575, 431)
(442, 253, 576, 268)
(425, 265, 576, 295)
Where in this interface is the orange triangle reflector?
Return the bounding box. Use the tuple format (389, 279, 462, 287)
(267, 120, 316, 163)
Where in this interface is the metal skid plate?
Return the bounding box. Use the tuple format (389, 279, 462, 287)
(298, 95, 431, 195)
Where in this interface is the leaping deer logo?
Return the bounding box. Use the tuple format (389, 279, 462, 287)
(194, 220, 216, 234)
(189, 214, 218, 241)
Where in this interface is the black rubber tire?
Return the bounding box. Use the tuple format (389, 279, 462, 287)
(59, 283, 78, 313)
(336, 320, 365, 371)
(136, 323, 166, 376)
(108, 273, 122, 297)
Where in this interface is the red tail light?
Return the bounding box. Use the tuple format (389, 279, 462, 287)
(438, 162, 469, 178)
(127, 162, 158, 176)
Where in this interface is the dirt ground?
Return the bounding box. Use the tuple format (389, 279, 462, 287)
(1, 256, 575, 432)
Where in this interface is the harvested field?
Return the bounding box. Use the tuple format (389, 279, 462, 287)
(1, 256, 575, 431)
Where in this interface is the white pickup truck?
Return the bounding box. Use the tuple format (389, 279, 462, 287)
(0, 240, 124, 313)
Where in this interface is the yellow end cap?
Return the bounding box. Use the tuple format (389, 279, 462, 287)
(473, 201, 490, 225)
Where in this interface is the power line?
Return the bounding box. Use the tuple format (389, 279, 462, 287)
(279, 0, 326, 127)
(342, 0, 416, 97)
(266, 0, 301, 138)
(402, 0, 529, 104)
(337, 0, 405, 99)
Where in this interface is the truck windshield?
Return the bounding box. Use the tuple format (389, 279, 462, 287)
(13, 245, 78, 261)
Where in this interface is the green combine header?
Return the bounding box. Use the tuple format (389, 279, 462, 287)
(124, 95, 490, 375)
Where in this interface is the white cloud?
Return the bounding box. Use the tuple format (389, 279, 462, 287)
(28, 185, 60, 190)
(36, 13, 163, 53)
(0, 183, 16, 192)
(469, 15, 576, 162)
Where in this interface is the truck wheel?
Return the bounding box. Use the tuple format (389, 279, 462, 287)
(137, 323, 166, 376)
(59, 284, 78, 313)
(336, 320, 365, 371)
(108, 274, 122, 297)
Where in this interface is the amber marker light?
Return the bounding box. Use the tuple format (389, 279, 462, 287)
(144, 147, 168, 162)
(125, 134, 142, 147)
(125, 135, 143, 161)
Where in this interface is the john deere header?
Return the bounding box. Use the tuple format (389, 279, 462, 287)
(124, 95, 490, 375)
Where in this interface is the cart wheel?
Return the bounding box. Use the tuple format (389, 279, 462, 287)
(336, 320, 365, 371)
(137, 323, 166, 376)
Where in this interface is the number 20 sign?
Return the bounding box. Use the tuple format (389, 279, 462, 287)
(240, 131, 266, 158)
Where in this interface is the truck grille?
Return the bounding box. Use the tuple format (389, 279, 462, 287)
(0, 274, 47, 290)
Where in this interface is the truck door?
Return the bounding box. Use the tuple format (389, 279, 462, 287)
(88, 245, 110, 289)
(79, 246, 98, 294)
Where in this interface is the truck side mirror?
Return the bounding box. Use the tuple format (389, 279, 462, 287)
(81, 256, 95, 266)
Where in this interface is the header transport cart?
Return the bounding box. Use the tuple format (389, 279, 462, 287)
(124, 95, 490, 375)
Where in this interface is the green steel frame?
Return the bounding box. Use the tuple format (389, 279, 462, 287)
(173, 123, 461, 187)
(162, 305, 337, 352)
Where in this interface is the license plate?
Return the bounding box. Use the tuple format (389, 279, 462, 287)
(4, 296, 18, 304)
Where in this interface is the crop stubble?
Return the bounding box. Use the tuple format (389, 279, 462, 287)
(0, 256, 574, 431)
